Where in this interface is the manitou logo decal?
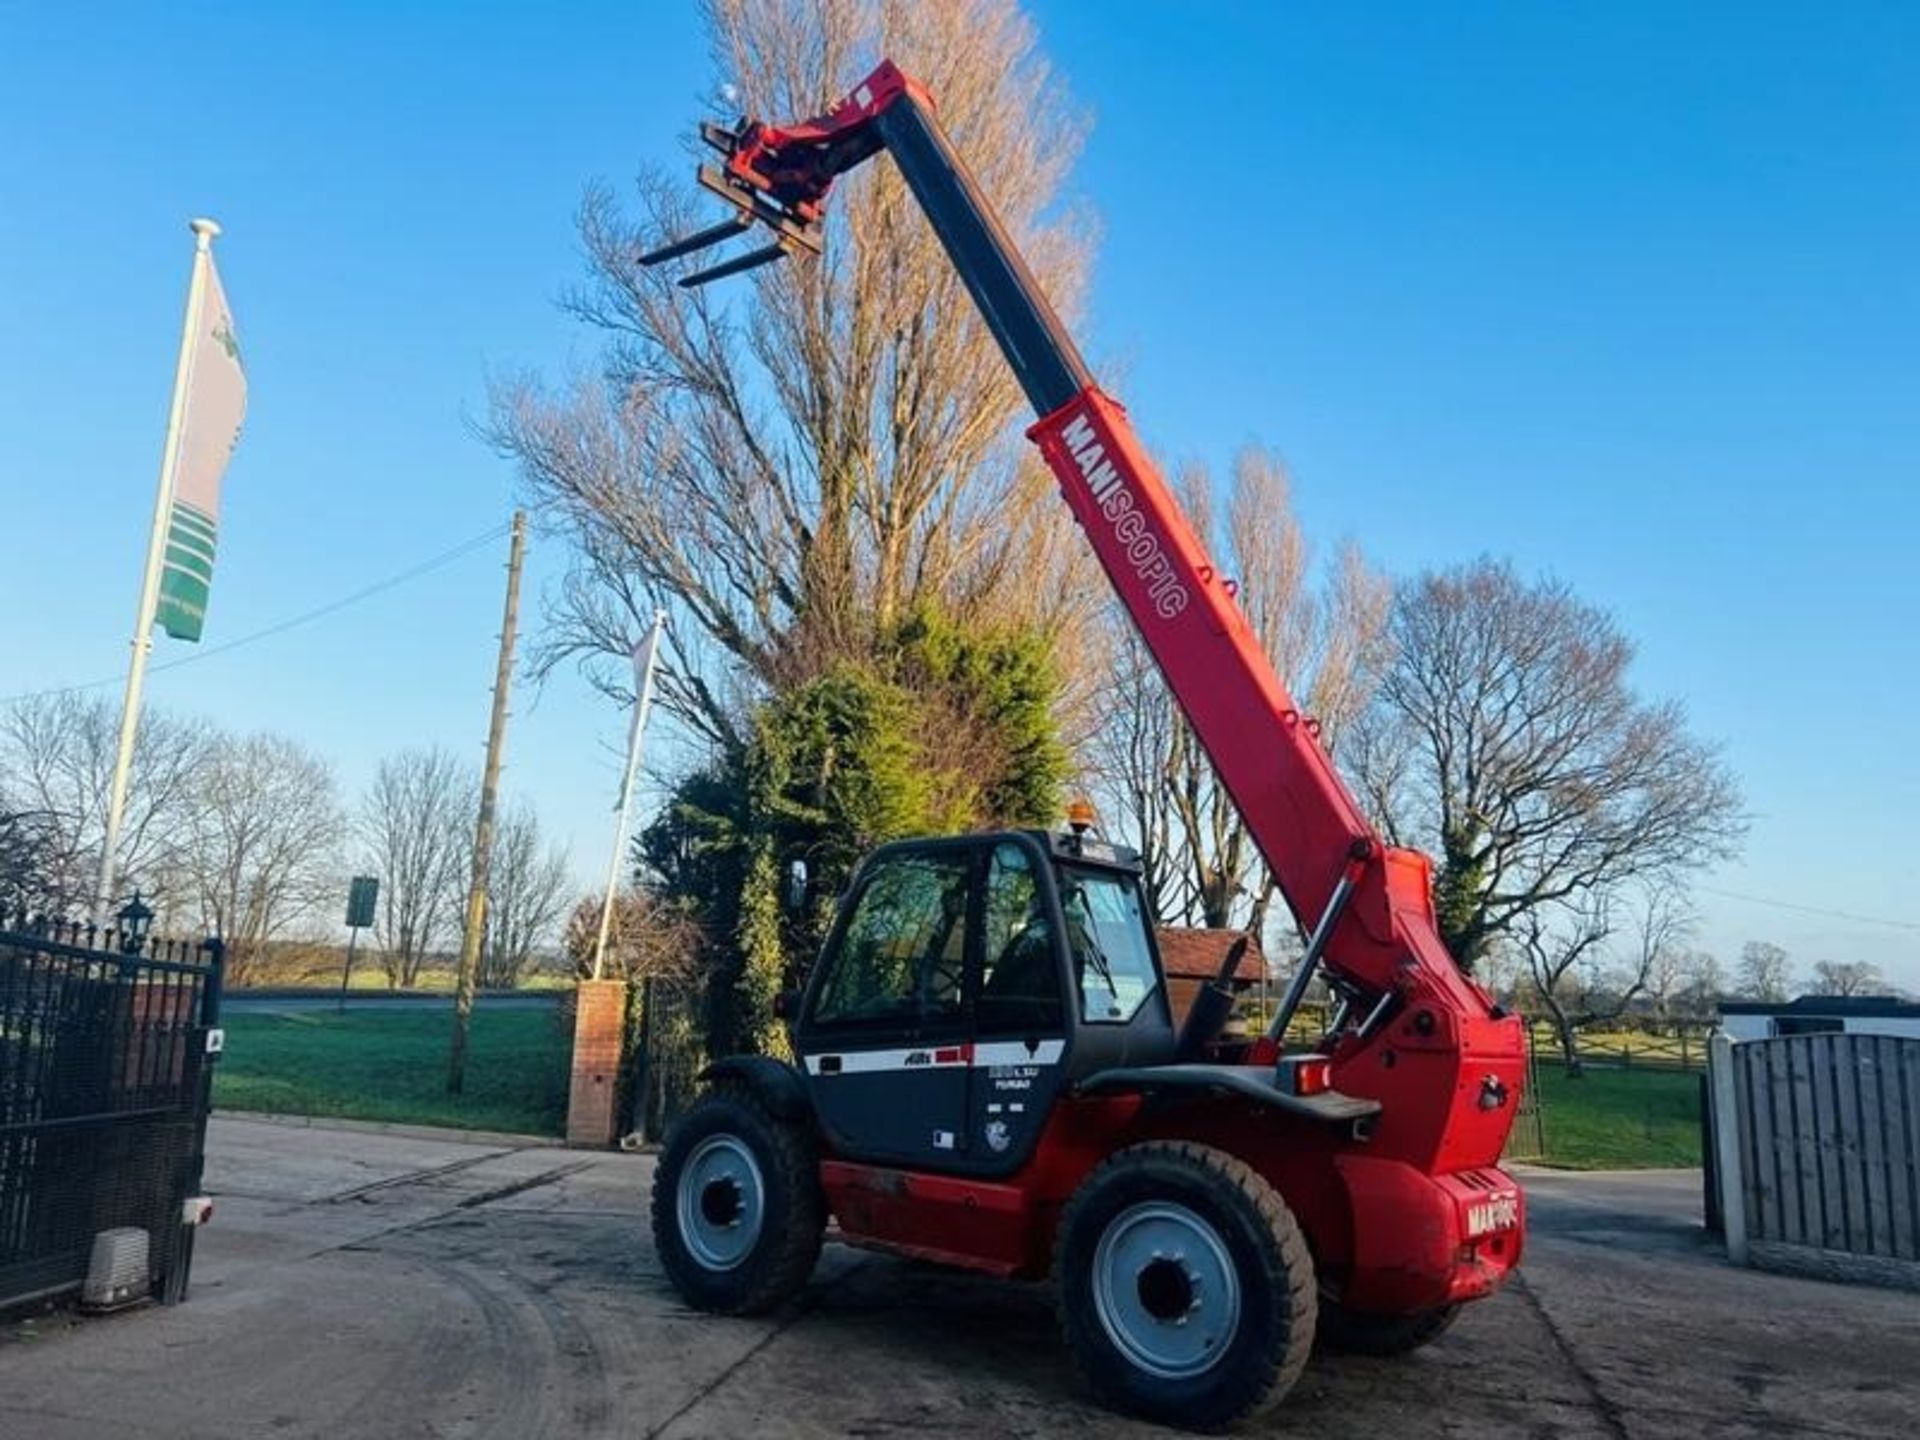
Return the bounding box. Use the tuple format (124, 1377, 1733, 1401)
(1465, 1193, 1520, 1238)
(1059, 413, 1190, 620)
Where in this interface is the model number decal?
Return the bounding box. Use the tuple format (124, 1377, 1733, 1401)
(1465, 1193, 1519, 1237)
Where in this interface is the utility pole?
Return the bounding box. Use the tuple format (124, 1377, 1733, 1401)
(448, 510, 526, 1095)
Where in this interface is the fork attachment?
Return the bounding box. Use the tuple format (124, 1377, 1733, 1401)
(636, 66, 925, 286)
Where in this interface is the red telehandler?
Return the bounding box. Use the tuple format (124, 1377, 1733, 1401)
(638, 61, 1527, 1429)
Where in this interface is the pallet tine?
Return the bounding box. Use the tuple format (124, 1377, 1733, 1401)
(678, 238, 794, 289)
(638, 210, 754, 267)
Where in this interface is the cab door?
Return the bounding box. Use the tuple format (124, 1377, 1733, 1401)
(794, 844, 978, 1169)
(955, 838, 1070, 1177)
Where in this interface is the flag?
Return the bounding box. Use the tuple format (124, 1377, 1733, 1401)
(154, 254, 247, 642)
(615, 616, 666, 811)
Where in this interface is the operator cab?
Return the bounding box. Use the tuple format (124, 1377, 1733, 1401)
(791, 828, 1174, 1177)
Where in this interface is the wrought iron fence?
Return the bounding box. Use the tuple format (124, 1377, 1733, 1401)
(0, 911, 223, 1311)
(627, 973, 706, 1144)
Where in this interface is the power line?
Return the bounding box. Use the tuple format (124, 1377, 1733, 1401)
(0, 521, 513, 706)
(1697, 885, 1920, 934)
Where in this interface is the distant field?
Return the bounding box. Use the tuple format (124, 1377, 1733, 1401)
(301, 967, 573, 992)
(1530, 1066, 1702, 1170)
(213, 1007, 571, 1136)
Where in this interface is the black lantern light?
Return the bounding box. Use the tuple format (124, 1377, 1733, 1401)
(115, 891, 155, 955)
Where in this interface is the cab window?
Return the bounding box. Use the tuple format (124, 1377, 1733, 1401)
(810, 852, 971, 1031)
(976, 843, 1063, 1034)
(1060, 867, 1158, 1024)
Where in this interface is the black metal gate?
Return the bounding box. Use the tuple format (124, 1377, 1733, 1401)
(0, 913, 223, 1311)
(627, 973, 705, 1143)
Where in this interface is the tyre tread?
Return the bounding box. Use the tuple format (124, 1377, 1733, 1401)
(1052, 1139, 1316, 1430)
(649, 1080, 824, 1315)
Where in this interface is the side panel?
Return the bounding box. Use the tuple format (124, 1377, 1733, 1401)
(802, 1041, 1055, 1171)
(825, 1094, 1149, 1280)
(956, 1039, 1069, 1177)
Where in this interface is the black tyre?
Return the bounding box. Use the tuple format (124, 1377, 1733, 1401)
(650, 1082, 824, 1315)
(1053, 1141, 1316, 1431)
(1316, 1300, 1459, 1356)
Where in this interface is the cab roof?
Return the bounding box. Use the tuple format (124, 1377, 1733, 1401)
(1021, 827, 1143, 873)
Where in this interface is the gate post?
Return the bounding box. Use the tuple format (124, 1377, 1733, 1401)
(163, 935, 223, 1305)
(567, 978, 628, 1147)
(1708, 1031, 1748, 1267)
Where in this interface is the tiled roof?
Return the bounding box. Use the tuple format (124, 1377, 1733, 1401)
(1156, 927, 1263, 983)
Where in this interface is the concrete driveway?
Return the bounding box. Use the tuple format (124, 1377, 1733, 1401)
(3, 1115, 1915, 1438)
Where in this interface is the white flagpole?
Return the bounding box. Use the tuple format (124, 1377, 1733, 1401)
(97, 218, 221, 922)
(591, 610, 667, 980)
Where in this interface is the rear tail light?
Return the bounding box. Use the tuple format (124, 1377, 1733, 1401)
(1293, 1057, 1332, 1096)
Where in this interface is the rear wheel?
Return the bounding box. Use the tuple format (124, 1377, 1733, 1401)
(1054, 1141, 1316, 1430)
(650, 1083, 823, 1314)
(1317, 1299, 1459, 1356)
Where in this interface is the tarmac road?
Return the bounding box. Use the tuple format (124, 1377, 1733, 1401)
(2, 1115, 1915, 1438)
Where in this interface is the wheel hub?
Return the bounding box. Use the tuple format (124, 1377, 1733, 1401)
(1136, 1256, 1197, 1322)
(1092, 1201, 1241, 1378)
(677, 1135, 765, 1271)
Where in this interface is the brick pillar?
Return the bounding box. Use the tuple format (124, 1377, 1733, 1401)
(567, 979, 628, 1148)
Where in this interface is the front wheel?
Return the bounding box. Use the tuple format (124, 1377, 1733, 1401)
(1054, 1141, 1316, 1430)
(650, 1083, 823, 1315)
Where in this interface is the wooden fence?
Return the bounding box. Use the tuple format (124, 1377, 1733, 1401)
(1708, 1031, 1920, 1291)
(1534, 1023, 1711, 1073)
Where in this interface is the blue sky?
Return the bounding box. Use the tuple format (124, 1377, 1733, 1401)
(2, 3, 1914, 986)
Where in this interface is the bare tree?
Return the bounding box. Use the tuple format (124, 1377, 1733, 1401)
(1675, 949, 1726, 1020)
(1809, 958, 1884, 997)
(1090, 628, 1184, 919)
(1644, 937, 1689, 1023)
(563, 887, 704, 983)
(478, 801, 571, 988)
(487, 0, 1100, 749)
(1090, 449, 1391, 936)
(1520, 884, 1689, 1074)
(0, 693, 210, 912)
(184, 732, 344, 984)
(359, 748, 475, 987)
(1738, 940, 1794, 1002)
(1358, 560, 1744, 974)
(0, 802, 64, 914)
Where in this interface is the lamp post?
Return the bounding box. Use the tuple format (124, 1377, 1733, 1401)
(116, 891, 155, 956)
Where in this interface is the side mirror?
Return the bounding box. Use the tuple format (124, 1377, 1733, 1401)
(782, 859, 808, 916)
(773, 987, 801, 1021)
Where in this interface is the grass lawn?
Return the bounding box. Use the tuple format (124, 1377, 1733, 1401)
(1531, 1065, 1703, 1169)
(208, 1004, 1702, 1164)
(213, 1007, 572, 1136)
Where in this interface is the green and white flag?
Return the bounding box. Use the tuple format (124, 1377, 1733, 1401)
(614, 616, 666, 812)
(153, 255, 246, 642)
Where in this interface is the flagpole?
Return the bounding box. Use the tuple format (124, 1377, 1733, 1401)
(591, 610, 667, 980)
(97, 218, 221, 921)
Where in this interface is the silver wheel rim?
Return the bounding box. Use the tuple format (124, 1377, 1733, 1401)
(1091, 1200, 1242, 1379)
(676, 1134, 765, 1272)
